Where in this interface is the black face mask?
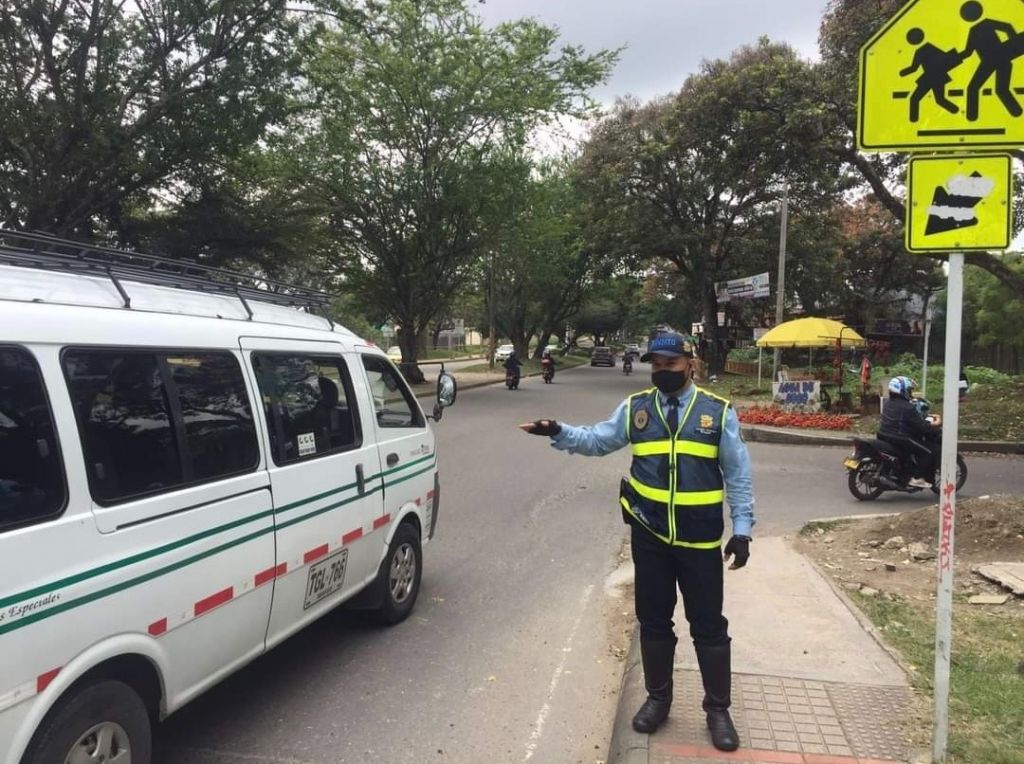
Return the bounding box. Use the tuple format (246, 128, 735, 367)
(651, 369, 688, 395)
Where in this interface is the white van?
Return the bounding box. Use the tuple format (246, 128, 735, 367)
(0, 230, 455, 764)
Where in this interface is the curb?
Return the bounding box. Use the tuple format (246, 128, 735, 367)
(741, 425, 1024, 455)
(606, 624, 649, 764)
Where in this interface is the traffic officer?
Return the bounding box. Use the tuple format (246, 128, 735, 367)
(520, 332, 754, 751)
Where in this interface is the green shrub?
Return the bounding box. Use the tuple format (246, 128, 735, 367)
(964, 365, 1014, 387)
(727, 346, 761, 363)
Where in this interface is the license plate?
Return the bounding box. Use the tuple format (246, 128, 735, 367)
(843, 458, 860, 470)
(304, 548, 348, 610)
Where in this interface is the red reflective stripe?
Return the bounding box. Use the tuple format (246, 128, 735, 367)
(415, 497, 422, 506)
(148, 618, 168, 637)
(373, 514, 391, 530)
(427, 490, 436, 500)
(36, 668, 60, 693)
(304, 544, 329, 564)
(342, 528, 363, 545)
(255, 563, 287, 587)
(194, 587, 233, 617)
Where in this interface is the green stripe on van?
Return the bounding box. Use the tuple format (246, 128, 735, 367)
(0, 453, 434, 610)
(0, 461, 435, 633)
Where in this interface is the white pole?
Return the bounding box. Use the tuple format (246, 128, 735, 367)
(758, 346, 763, 389)
(922, 314, 933, 396)
(932, 252, 964, 764)
(772, 180, 789, 382)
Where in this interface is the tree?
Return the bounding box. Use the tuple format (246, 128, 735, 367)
(577, 40, 844, 372)
(963, 252, 1024, 364)
(0, 0, 300, 238)
(483, 158, 600, 358)
(817, 0, 1024, 298)
(287, 0, 615, 373)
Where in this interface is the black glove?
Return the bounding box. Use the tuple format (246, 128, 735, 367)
(723, 535, 751, 569)
(525, 419, 561, 437)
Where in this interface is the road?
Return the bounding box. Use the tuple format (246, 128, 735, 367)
(156, 365, 1024, 763)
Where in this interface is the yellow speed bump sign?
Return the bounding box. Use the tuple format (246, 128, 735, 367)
(906, 153, 1013, 252)
(860, 0, 1024, 151)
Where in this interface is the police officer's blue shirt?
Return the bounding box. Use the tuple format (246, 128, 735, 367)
(550, 384, 755, 537)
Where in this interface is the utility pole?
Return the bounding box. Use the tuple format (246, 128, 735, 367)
(772, 180, 789, 383)
(488, 251, 496, 371)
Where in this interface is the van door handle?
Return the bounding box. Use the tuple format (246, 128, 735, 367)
(386, 453, 399, 467)
(356, 464, 366, 495)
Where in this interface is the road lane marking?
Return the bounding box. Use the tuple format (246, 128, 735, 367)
(522, 583, 595, 762)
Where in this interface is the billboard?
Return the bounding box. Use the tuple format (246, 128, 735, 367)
(715, 272, 770, 302)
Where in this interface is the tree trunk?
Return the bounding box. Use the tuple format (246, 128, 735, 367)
(701, 280, 723, 375)
(396, 326, 426, 384)
(534, 330, 554, 359)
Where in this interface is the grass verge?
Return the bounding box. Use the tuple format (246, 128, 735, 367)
(851, 593, 1024, 764)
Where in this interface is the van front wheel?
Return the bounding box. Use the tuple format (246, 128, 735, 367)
(374, 522, 422, 625)
(24, 680, 151, 764)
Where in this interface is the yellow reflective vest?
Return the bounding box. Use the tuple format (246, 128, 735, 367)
(619, 387, 730, 548)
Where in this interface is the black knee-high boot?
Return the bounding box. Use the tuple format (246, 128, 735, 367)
(631, 635, 675, 734)
(695, 643, 739, 751)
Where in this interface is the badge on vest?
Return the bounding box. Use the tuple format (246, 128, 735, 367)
(634, 409, 650, 431)
(698, 413, 717, 436)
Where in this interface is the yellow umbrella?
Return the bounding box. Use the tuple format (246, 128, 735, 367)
(756, 317, 866, 348)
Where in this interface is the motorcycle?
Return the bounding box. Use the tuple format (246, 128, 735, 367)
(622, 357, 633, 376)
(845, 434, 967, 501)
(505, 367, 520, 390)
(541, 361, 554, 384)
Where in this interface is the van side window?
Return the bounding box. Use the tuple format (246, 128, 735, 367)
(251, 354, 361, 465)
(0, 347, 66, 531)
(64, 350, 258, 504)
(361, 356, 425, 429)
(165, 354, 260, 481)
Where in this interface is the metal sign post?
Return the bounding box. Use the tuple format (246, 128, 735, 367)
(932, 253, 964, 762)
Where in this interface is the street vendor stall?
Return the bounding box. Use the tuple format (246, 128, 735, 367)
(755, 317, 866, 409)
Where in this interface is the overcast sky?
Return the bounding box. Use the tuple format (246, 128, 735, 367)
(475, 0, 830, 103)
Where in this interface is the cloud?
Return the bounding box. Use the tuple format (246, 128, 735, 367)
(476, 0, 829, 102)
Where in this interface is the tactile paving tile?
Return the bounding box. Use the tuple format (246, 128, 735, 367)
(659, 670, 909, 760)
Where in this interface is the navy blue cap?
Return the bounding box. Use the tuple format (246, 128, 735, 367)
(640, 332, 696, 363)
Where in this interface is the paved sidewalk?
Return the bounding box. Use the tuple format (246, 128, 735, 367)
(608, 537, 914, 764)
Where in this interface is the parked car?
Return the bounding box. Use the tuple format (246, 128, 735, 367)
(0, 230, 458, 764)
(625, 343, 641, 357)
(495, 344, 515, 362)
(590, 346, 615, 367)
(544, 344, 562, 355)
(386, 345, 403, 362)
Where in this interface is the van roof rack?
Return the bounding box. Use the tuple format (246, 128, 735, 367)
(0, 228, 333, 321)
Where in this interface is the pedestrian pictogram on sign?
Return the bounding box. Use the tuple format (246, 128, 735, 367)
(906, 154, 1012, 251)
(859, 0, 1024, 151)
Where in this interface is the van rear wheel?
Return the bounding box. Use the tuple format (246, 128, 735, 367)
(24, 680, 151, 764)
(373, 522, 422, 625)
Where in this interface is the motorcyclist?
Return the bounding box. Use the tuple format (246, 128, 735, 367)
(504, 350, 523, 384)
(541, 350, 556, 380)
(622, 352, 633, 374)
(878, 376, 938, 489)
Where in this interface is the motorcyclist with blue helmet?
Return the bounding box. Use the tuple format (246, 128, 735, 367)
(878, 375, 939, 488)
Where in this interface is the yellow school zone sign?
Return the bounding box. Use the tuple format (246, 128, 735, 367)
(859, 0, 1024, 151)
(906, 153, 1013, 251)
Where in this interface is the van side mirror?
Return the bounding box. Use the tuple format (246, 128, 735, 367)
(431, 369, 456, 422)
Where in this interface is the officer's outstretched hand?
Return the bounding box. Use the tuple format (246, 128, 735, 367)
(723, 536, 751, 570)
(519, 420, 561, 437)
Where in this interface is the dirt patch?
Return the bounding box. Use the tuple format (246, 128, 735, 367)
(795, 495, 1024, 608)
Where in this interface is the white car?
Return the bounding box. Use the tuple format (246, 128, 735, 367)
(495, 344, 514, 362)
(544, 344, 561, 355)
(386, 345, 403, 362)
